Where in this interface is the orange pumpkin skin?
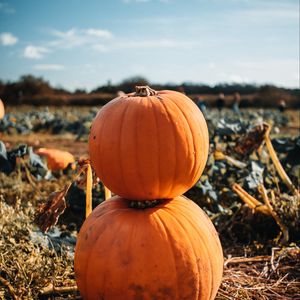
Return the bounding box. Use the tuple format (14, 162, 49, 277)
(0, 99, 5, 119)
(74, 196, 223, 300)
(89, 87, 209, 200)
(36, 148, 75, 171)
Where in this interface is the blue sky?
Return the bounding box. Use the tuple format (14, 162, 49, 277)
(0, 0, 299, 91)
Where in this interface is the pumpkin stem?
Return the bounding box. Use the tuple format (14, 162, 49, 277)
(128, 199, 163, 209)
(134, 86, 157, 97)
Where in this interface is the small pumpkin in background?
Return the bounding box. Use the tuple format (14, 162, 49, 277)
(89, 86, 209, 200)
(36, 148, 75, 171)
(0, 99, 5, 119)
(75, 195, 223, 300)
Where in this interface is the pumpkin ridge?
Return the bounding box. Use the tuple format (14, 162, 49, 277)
(90, 100, 121, 182)
(171, 97, 207, 187)
(96, 109, 106, 180)
(120, 209, 137, 297)
(87, 209, 127, 298)
(197, 208, 224, 256)
(75, 194, 110, 294)
(192, 115, 209, 186)
(153, 212, 184, 300)
(135, 97, 150, 198)
(200, 209, 224, 296)
(149, 97, 161, 198)
(162, 207, 202, 300)
(78, 208, 120, 296)
(91, 204, 128, 222)
(168, 204, 220, 300)
(174, 197, 222, 298)
(76, 200, 129, 294)
(149, 96, 174, 198)
(159, 98, 178, 197)
(165, 95, 197, 185)
(185, 101, 209, 186)
(82, 222, 101, 297)
(119, 100, 134, 197)
(190, 217, 213, 300)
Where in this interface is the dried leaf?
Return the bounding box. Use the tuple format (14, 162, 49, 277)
(77, 157, 90, 168)
(34, 188, 68, 232)
(75, 164, 99, 189)
(234, 122, 268, 157)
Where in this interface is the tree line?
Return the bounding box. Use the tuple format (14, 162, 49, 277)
(0, 75, 299, 107)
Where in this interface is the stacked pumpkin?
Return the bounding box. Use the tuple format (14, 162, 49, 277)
(74, 86, 223, 300)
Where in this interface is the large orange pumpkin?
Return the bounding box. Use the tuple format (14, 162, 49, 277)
(89, 86, 209, 200)
(0, 99, 5, 119)
(36, 148, 75, 171)
(74, 195, 223, 300)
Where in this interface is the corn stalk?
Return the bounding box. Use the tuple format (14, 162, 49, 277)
(264, 123, 299, 197)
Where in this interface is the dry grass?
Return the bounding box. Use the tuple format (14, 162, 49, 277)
(217, 248, 300, 299)
(0, 199, 78, 300)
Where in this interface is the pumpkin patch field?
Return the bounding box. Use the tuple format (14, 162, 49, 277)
(0, 94, 299, 299)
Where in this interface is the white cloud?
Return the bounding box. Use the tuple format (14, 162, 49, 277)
(49, 28, 113, 49)
(33, 64, 65, 71)
(0, 32, 18, 46)
(84, 28, 112, 38)
(47, 28, 194, 52)
(0, 2, 15, 14)
(24, 45, 50, 59)
(49, 28, 84, 48)
(117, 39, 199, 49)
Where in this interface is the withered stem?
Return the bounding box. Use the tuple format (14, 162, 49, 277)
(134, 86, 157, 96)
(258, 185, 289, 243)
(232, 183, 270, 215)
(264, 124, 299, 197)
(104, 186, 111, 200)
(214, 150, 247, 169)
(85, 164, 92, 218)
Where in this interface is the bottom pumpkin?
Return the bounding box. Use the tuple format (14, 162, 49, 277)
(74, 195, 223, 300)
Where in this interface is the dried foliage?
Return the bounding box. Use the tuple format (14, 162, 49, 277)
(34, 188, 68, 232)
(0, 200, 78, 300)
